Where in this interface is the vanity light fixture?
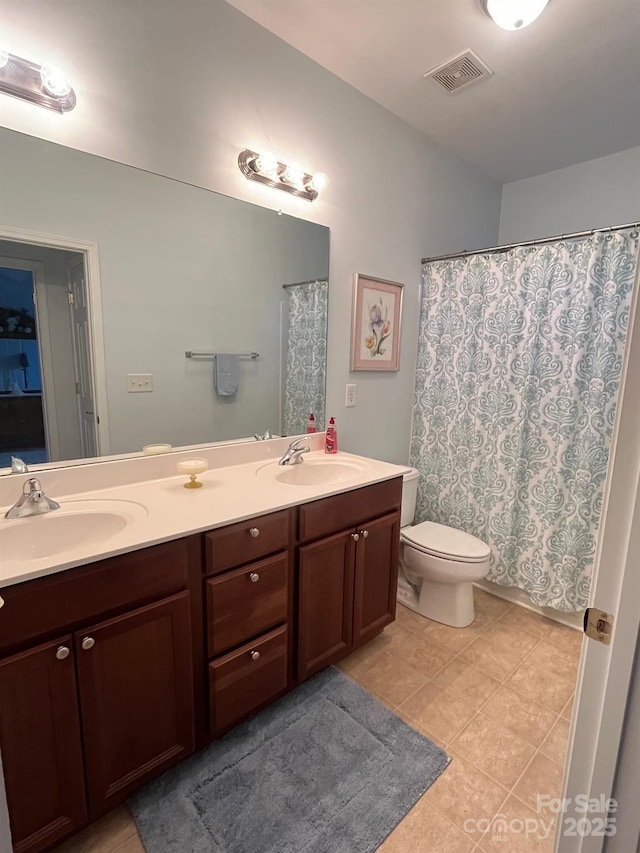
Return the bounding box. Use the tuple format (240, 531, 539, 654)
(0, 50, 76, 112)
(238, 149, 328, 201)
(482, 0, 550, 30)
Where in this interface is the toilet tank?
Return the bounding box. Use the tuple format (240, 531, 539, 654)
(400, 467, 420, 527)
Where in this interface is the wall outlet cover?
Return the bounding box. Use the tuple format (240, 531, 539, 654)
(345, 384, 356, 407)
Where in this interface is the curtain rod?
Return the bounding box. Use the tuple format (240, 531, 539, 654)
(421, 221, 640, 265)
(282, 278, 327, 289)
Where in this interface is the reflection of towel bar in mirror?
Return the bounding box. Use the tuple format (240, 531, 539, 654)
(184, 351, 260, 360)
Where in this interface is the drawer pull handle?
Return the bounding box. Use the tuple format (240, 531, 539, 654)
(351, 533, 360, 541)
(361, 530, 369, 538)
(249, 572, 260, 583)
(56, 646, 70, 661)
(250, 650, 261, 661)
(249, 527, 260, 538)
(81, 637, 95, 651)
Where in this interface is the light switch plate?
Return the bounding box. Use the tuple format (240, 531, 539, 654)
(345, 384, 356, 407)
(127, 373, 153, 393)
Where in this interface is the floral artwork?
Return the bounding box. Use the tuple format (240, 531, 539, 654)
(351, 275, 403, 371)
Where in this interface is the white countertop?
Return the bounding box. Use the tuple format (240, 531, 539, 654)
(0, 450, 407, 588)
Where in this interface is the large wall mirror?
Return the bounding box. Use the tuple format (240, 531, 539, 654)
(0, 127, 329, 474)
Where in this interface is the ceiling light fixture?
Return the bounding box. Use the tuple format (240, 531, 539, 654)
(238, 149, 327, 202)
(482, 0, 550, 30)
(0, 51, 76, 112)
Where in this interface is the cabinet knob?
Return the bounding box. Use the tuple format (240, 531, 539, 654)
(361, 530, 369, 539)
(250, 650, 261, 661)
(56, 645, 70, 660)
(81, 637, 95, 651)
(249, 527, 260, 538)
(249, 572, 260, 583)
(351, 533, 360, 541)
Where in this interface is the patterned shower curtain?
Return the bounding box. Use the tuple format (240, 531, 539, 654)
(283, 280, 328, 435)
(410, 230, 639, 612)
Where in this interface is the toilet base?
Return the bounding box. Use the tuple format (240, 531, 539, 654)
(397, 574, 476, 629)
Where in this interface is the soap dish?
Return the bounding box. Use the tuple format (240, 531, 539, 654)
(177, 458, 208, 489)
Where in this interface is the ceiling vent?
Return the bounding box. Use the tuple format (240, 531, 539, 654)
(425, 50, 493, 94)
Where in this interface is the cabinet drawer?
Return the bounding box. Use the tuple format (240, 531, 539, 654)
(298, 478, 403, 543)
(205, 510, 291, 575)
(209, 626, 288, 735)
(0, 538, 195, 655)
(206, 553, 288, 656)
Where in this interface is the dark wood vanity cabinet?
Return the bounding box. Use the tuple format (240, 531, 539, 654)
(0, 539, 198, 852)
(297, 479, 402, 681)
(0, 477, 402, 852)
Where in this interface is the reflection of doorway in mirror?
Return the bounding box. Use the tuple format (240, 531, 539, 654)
(0, 240, 97, 467)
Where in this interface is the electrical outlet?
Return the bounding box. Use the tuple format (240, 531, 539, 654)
(127, 373, 153, 393)
(345, 383, 356, 407)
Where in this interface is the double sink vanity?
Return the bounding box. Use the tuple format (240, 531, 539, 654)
(0, 435, 406, 853)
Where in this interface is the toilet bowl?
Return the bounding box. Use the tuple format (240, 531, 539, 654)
(398, 469, 491, 628)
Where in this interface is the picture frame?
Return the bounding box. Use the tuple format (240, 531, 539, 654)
(350, 273, 404, 371)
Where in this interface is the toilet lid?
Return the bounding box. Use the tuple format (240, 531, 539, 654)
(401, 521, 490, 563)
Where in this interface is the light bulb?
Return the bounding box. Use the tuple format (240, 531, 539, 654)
(41, 66, 72, 98)
(0, 50, 8, 69)
(308, 172, 328, 194)
(255, 151, 278, 176)
(485, 0, 550, 30)
(284, 162, 305, 187)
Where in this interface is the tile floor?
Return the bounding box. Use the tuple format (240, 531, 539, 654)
(53, 589, 582, 853)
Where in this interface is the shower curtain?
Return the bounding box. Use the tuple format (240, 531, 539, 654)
(283, 280, 328, 436)
(410, 229, 639, 612)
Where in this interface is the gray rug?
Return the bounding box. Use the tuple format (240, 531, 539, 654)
(129, 667, 450, 853)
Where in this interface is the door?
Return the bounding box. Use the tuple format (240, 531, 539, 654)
(353, 512, 400, 647)
(0, 637, 86, 853)
(297, 529, 356, 681)
(67, 257, 97, 457)
(75, 593, 195, 815)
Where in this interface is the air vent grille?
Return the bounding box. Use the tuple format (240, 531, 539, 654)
(425, 50, 493, 93)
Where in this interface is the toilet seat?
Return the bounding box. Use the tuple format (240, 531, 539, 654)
(401, 521, 490, 564)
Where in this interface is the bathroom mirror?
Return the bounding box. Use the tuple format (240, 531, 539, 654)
(0, 127, 330, 473)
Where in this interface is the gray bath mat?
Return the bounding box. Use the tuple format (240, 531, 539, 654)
(129, 667, 450, 853)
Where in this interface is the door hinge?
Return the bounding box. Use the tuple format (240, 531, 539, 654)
(584, 608, 614, 645)
(67, 291, 75, 305)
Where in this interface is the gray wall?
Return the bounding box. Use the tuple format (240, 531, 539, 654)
(499, 145, 640, 243)
(0, 0, 502, 464)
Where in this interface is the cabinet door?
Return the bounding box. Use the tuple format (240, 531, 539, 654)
(75, 592, 195, 815)
(353, 512, 400, 646)
(297, 530, 356, 681)
(0, 637, 86, 853)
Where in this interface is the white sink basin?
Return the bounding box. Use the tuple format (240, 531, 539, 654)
(262, 458, 366, 487)
(0, 499, 148, 561)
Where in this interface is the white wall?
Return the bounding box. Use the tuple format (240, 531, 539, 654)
(0, 0, 502, 464)
(499, 145, 640, 244)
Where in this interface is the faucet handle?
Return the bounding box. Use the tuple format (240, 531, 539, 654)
(24, 478, 43, 497)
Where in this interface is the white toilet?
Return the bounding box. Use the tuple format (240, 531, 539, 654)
(398, 468, 491, 628)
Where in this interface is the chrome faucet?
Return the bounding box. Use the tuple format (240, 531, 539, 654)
(5, 478, 60, 519)
(254, 429, 272, 441)
(278, 439, 311, 466)
(10, 456, 28, 473)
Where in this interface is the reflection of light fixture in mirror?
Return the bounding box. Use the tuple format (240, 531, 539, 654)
(0, 51, 76, 112)
(238, 149, 328, 202)
(482, 0, 550, 30)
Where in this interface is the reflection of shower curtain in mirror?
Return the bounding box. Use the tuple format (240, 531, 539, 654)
(284, 281, 328, 435)
(410, 230, 639, 612)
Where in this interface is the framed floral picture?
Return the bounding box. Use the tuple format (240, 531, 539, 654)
(350, 273, 403, 371)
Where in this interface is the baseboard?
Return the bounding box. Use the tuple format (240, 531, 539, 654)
(474, 579, 584, 631)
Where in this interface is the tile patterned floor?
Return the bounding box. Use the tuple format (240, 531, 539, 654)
(53, 590, 581, 853)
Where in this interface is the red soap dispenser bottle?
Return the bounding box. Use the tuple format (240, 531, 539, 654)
(307, 413, 317, 433)
(325, 417, 338, 454)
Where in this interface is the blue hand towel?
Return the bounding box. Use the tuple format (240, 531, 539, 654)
(215, 353, 240, 396)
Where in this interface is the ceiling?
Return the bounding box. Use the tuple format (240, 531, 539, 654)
(226, 0, 640, 183)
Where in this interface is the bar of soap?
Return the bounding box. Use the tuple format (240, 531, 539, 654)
(176, 458, 208, 475)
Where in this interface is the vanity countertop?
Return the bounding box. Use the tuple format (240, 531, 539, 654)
(0, 450, 408, 588)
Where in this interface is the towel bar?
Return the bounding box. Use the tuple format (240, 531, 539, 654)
(185, 351, 260, 360)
